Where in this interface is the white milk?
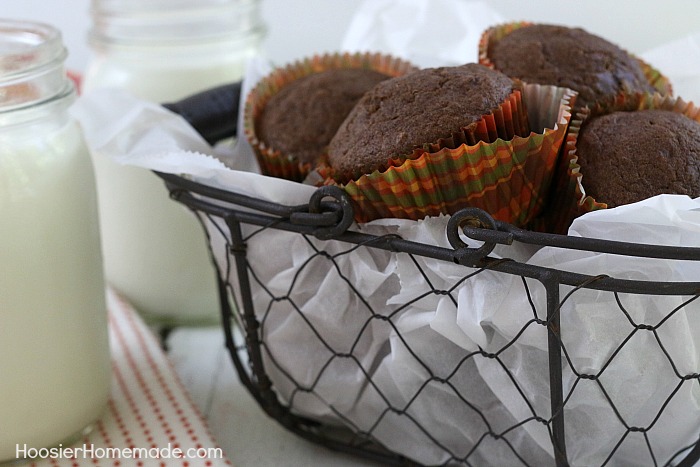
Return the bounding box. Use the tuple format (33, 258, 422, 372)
(0, 20, 110, 462)
(82, 0, 265, 326)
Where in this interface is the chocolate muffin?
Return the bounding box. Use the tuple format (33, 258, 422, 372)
(256, 68, 391, 167)
(328, 63, 520, 180)
(487, 24, 656, 109)
(576, 109, 700, 207)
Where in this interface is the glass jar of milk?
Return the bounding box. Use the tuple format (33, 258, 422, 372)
(0, 20, 110, 462)
(82, 0, 265, 326)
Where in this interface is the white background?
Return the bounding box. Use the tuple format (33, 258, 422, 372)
(3, 0, 700, 74)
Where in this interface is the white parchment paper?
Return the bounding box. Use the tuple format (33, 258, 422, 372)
(466, 195, 700, 466)
(341, 0, 504, 68)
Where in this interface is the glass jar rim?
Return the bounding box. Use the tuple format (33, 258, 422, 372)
(91, 0, 260, 14)
(89, 0, 265, 46)
(0, 19, 71, 114)
(0, 19, 66, 82)
(88, 25, 267, 50)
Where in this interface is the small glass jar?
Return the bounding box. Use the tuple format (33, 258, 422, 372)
(0, 20, 110, 462)
(82, 0, 265, 326)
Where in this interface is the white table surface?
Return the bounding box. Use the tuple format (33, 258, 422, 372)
(3, 1, 699, 465)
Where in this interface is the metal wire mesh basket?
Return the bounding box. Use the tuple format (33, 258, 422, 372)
(160, 83, 700, 467)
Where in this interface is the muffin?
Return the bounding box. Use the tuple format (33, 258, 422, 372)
(576, 109, 700, 207)
(319, 64, 577, 226)
(544, 92, 700, 233)
(480, 23, 670, 110)
(328, 63, 527, 181)
(257, 68, 391, 167)
(244, 52, 418, 181)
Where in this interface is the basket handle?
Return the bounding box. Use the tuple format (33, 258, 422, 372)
(162, 81, 242, 145)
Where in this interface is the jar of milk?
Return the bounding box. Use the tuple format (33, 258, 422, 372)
(82, 0, 265, 326)
(0, 20, 110, 462)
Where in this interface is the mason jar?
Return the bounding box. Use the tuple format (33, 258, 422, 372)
(0, 19, 110, 462)
(82, 0, 266, 326)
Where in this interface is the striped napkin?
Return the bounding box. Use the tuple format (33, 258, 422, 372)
(27, 288, 232, 467)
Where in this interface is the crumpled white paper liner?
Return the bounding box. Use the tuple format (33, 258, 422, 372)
(71, 0, 700, 463)
(459, 195, 700, 466)
(340, 0, 504, 68)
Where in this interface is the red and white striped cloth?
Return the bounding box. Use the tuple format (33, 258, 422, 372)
(30, 288, 232, 467)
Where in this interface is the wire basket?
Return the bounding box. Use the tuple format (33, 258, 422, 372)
(159, 83, 700, 467)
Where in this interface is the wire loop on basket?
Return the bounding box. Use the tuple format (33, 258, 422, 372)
(447, 207, 502, 266)
(290, 185, 355, 240)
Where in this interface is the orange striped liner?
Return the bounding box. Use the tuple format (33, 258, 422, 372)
(317, 83, 577, 226)
(243, 52, 418, 182)
(545, 92, 700, 234)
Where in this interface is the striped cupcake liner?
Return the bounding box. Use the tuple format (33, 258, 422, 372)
(545, 92, 700, 234)
(243, 52, 418, 182)
(329, 85, 530, 184)
(318, 83, 576, 227)
(417, 86, 529, 154)
(478, 22, 673, 99)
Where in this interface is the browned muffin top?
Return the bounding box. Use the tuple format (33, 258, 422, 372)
(257, 68, 391, 166)
(576, 109, 700, 207)
(327, 63, 514, 179)
(488, 24, 656, 109)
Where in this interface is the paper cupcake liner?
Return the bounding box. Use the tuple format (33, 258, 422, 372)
(244, 52, 418, 182)
(478, 22, 673, 101)
(318, 83, 576, 226)
(421, 86, 530, 152)
(544, 92, 700, 234)
(327, 86, 530, 184)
